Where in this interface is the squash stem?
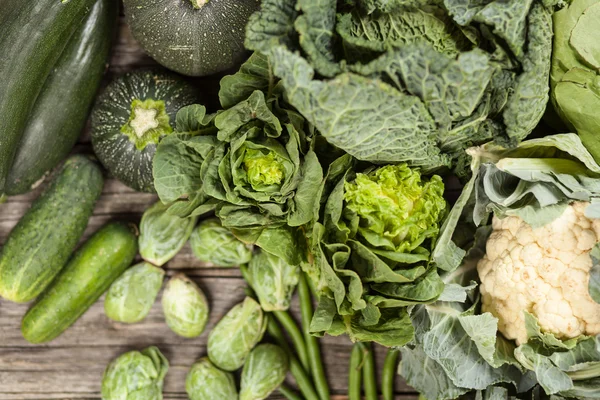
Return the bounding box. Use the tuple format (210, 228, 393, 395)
(190, 0, 208, 9)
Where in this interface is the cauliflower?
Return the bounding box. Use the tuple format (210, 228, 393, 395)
(477, 201, 600, 345)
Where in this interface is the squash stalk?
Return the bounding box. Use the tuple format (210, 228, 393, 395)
(189, 0, 208, 9)
(120, 98, 173, 150)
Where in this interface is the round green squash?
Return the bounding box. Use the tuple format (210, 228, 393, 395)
(91, 70, 200, 192)
(123, 0, 261, 77)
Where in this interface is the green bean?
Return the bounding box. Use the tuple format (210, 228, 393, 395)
(272, 310, 309, 371)
(361, 342, 378, 400)
(267, 318, 320, 400)
(279, 384, 303, 400)
(298, 273, 330, 400)
(382, 348, 400, 400)
(348, 342, 364, 400)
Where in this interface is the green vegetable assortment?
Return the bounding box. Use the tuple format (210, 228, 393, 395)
(3, 0, 600, 399)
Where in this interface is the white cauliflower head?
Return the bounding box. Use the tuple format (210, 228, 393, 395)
(477, 201, 600, 345)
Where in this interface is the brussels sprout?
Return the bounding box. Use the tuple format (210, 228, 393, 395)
(208, 297, 267, 371)
(101, 346, 168, 400)
(247, 249, 299, 311)
(139, 201, 197, 266)
(186, 357, 239, 400)
(162, 274, 209, 338)
(190, 218, 252, 267)
(104, 262, 165, 323)
(240, 344, 288, 400)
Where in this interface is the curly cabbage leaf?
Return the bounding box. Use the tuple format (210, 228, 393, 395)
(246, 0, 554, 171)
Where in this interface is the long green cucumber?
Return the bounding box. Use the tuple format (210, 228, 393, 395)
(0, 155, 103, 303)
(0, 0, 96, 193)
(22, 222, 138, 344)
(5, 0, 117, 195)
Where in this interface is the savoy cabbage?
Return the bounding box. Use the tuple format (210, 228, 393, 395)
(245, 0, 556, 174)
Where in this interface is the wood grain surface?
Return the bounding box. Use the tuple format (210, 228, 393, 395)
(0, 7, 421, 400)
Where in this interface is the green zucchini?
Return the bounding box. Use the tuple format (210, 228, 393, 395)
(0, 155, 104, 303)
(91, 70, 200, 192)
(4, 0, 117, 196)
(22, 222, 138, 344)
(123, 0, 260, 76)
(0, 0, 97, 194)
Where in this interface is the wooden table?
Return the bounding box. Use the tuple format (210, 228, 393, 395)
(0, 8, 420, 400)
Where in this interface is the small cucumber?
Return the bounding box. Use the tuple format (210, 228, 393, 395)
(22, 222, 138, 344)
(0, 155, 103, 303)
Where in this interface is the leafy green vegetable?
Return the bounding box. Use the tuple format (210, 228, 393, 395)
(247, 249, 299, 311)
(104, 262, 164, 323)
(551, 0, 600, 163)
(153, 56, 322, 263)
(207, 297, 267, 371)
(245, 0, 554, 171)
(306, 161, 447, 346)
(152, 105, 219, 218)
(240, 344, 289, 400)
(162, 274, 209, 338)
(139, 201, 197, 266)
(190, 218, 253, 267)
(186, 358, 238, 400)
(402, 134, 600, 399)
(101, 346, 168, 400)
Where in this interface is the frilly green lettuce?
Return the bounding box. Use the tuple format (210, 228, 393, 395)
(305, 159, 447, 347)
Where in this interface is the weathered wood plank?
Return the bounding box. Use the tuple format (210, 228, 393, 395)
(0, 277, 416, 396)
